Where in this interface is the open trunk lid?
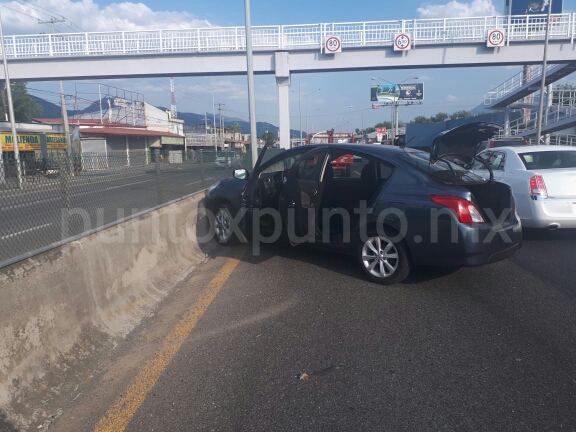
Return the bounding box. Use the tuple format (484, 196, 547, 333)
(430, 122, 502, 166)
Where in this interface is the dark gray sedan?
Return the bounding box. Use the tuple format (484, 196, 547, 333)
(206, 130, 522, 285)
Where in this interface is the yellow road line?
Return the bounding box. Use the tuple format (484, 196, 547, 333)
(93, 249, 246, 432)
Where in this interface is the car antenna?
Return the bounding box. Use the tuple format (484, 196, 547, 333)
(400, 136, 414, 150)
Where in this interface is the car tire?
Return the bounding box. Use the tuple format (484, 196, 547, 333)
(213, 203, 240, 245)
(357, 233, 410, 285)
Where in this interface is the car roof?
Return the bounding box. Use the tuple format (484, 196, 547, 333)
(289, 143, 405, 158)
(500, 145, 576, 154)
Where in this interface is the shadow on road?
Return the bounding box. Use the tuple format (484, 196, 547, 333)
(522, 228, 576, 242)
(0, 411, 19, 432)
(195, 201, 459, 286)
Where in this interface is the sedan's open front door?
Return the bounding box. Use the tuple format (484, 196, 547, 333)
(279, 148, 328, 244)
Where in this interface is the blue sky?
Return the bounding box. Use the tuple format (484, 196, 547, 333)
(4, 0, 575, 133)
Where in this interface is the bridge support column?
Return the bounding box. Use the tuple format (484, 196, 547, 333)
(275, 52, 291, 149)
(504, 105, 510, 137)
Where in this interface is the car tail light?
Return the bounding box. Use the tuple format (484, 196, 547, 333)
(489, 140, 495, 148)
(529, 175, 548, 198)
(430, 195, 485, 223)
(523, 140, 529, 146)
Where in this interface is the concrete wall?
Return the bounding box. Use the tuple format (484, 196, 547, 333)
(0, 192, 207, 426)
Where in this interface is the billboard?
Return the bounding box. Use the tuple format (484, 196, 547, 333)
(510, 0, 562, 15)
(398, 83, 424, 101)
(371, 84, 400, 103)
(371, 83, 424, 103)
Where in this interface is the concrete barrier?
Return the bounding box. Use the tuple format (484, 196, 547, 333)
(0, 191, 208, 429)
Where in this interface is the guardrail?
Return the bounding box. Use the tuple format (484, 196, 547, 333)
(1, 13, 575, 59)
(484, 63, 557, 105)
(508, 103, 576, 135)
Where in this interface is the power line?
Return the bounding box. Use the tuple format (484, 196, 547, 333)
(19, 0, 86, 31)
(13, 0, 57, 20)
(0, 4, 40, 22)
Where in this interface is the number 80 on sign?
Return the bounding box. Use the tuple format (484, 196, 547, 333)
(487, 29, 506, 47)
(324, 36, 342, 53)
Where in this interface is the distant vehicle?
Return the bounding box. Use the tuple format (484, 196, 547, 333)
(478, 136, 528, 151)
(33, 158, 60, 177)
(471, 145, 576, 229)
(206, 127, 521, 285)
(214, 156, 231, 169)
(330, 154, 354, 176)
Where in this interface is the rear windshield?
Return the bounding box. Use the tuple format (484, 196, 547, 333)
(399, 150, 487, 184)
(519, 151, 576, 170)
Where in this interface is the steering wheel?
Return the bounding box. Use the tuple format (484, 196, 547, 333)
(281, 169, 290, 184)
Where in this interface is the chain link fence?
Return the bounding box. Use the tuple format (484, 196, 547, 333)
(0, 149, 242, 268)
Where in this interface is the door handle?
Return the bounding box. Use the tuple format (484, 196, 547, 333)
(312, 189, 318, 196)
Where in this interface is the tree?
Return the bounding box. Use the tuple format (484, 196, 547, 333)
(450, 110, 472, 120)
(553, 84, 576, 105)
(411, 116, 431, 124)
(0, 82, 42, 122)
(430, 112, 449, 123)
(225, 122, 242, 134)
(261, 130, 276, 147)
(555, 84, 576, 90)
(374, 121, 393, 129)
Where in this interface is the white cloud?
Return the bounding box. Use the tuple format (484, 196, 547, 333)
(417, 0, 497, 18)
(0, 0, 212, 35)
(446, 94, 459, 102)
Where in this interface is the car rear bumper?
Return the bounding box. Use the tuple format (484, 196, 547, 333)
(520, 197, 576, 228)
(408, 219, 522, 267)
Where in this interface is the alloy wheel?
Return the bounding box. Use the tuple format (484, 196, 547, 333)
(215, 208, 232, 242)
(361, 236, 399, 278)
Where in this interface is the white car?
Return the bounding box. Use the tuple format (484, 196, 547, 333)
(471, 145, 576, 229)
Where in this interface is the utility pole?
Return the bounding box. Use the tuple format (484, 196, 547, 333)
(298, 77, 302, 147)
(217, 103, 225, 153)
(39, 19, 72, 155)
(1, 83, 7, 121)
(0, 8, 21, 188)
(169, 77, 177, 119)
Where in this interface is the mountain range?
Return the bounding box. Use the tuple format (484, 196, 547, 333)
(30, 95, 304, 138)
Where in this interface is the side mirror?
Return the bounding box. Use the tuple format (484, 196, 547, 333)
(233, 169, 248, 180)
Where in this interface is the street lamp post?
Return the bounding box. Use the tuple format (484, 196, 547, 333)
(304, 88, 321, 137)
(371, 76, 417, 144)
(536, 0, 553, 145)
(244, 0, 258, 167)
(0, 9, 21, 188)
(196, 82, 217, 154)
(293, 86, 321, 146)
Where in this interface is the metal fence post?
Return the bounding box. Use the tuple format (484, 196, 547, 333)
(199, 149, 205, 188)
(154, 149, 162, 205)
(60, 154, 72, 236)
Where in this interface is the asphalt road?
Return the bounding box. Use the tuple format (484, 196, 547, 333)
(62, 227, 576, 432)
(0, 164, 230, 263)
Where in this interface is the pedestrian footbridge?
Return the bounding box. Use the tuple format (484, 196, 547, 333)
(2, 12, 576, 148)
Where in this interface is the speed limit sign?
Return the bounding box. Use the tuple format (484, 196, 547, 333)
(324, 36, 342, 53)
(487, 29, 506, 47)
(394, 33, 411, 51)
